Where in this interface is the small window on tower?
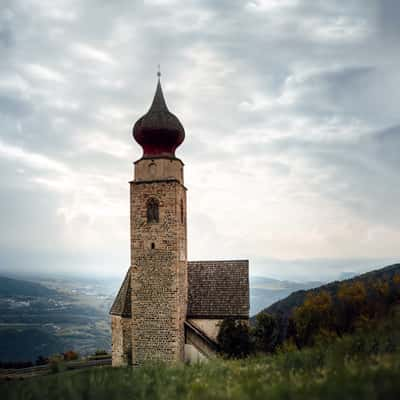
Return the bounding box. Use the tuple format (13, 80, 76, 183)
(147, 198, 159, 223)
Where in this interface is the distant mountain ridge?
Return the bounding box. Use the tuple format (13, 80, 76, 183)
(257, 263, 400, 319)
(0, 276, 59, 297)
(250, 276, 323, 315)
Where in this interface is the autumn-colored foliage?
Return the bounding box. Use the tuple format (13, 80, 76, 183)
(392, 273, 400, 299)
(223, 268, 400, 359)
(63, 350, 79, 361)
(288, 276, 400, 348)
(251, 272, 400, 353)
(335, 281, 367, 332)
(293, 291, 335, 346)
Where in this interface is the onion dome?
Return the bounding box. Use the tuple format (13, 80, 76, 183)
(133, 78, 185, 159)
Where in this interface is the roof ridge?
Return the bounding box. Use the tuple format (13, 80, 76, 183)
(188, 259, 249, 263)
(109, 269, 132, 317)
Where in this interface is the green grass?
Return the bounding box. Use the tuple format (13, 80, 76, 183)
(2, 315, 400, 400)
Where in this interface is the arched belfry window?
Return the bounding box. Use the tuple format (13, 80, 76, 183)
(147, 198, 159, 223)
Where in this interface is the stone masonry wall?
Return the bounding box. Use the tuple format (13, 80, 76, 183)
(111, 315, 132, 366)
(134, 158, 184, 183)
(130, 158, 187, 365)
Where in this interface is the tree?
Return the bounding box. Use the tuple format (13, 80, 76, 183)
(217, 318, 252, 358)
(293, 290, 334, 347)
(252, 312, 280, 353)
(365, 279, 390, 319)
(336, 281, 367, 333)
(391, 273, 400, 301)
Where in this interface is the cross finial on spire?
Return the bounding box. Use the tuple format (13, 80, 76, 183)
(157, 64, 161, 79)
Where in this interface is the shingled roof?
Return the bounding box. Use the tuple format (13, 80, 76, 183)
(110, 260, 249, 319)
(187, 260, 249, 319)
(110, 269, 132, 317)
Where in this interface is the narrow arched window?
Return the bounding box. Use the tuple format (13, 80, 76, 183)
(147, 198, 159, 223)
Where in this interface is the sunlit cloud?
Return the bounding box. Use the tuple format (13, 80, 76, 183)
(24, 64, 66, 83)
(72, 43, 115, 65)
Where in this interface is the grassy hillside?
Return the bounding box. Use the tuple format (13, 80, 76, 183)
(259, 263, 400, 318)
(2, 310, 400, 399)
(0, 276, 59, 297)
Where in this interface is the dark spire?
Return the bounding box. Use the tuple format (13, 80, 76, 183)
(132, 76, 185, 159)
(148, 79, 168, 114)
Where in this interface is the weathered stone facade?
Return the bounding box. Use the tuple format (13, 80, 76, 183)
(111, 315, 132, 366)
(129, 157, 187, 364)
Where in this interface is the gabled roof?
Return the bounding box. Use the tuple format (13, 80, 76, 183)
(109, 269, 132, 317)
(187, 260, 249, 319)
(110, 260, 250, 319)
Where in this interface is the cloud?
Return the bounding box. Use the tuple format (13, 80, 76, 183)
(0, 0, 399, 280)
(0, 139, 68, 173)
(72, 43, 115, 65)
(24, 64, 66, 83)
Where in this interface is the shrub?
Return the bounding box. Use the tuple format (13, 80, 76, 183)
(217, 318, 252, 358)
(48, 354, 65, 374)
(252, 312, 280, 353)
(63, 350, 79, 361)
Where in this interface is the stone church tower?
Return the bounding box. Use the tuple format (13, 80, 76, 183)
(109, 76, 188, 366)
(128, 77, 187, 365)
(110, 76, 249, 366)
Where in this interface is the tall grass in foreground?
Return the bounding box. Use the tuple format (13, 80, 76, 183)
(2, 314, 400, 400)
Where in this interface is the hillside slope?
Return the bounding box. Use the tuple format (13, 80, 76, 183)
(258, 263, 400, 318)
(0, 276, 59, 297)
(2, 310, 400, 399)
(0, 329, 67, 362)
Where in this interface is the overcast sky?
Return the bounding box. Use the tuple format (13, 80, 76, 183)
(0, 0, 399, 282)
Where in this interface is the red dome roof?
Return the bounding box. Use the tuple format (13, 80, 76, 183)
(133, 79, 185, 158)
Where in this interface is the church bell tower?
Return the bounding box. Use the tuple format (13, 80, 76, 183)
(129, 76, 188, 364)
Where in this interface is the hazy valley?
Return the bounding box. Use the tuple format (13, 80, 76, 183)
(0, 275, 116, 362)
(0, 273, 322, 362)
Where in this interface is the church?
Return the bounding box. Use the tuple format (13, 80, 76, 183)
(110, 76, 249, 366)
